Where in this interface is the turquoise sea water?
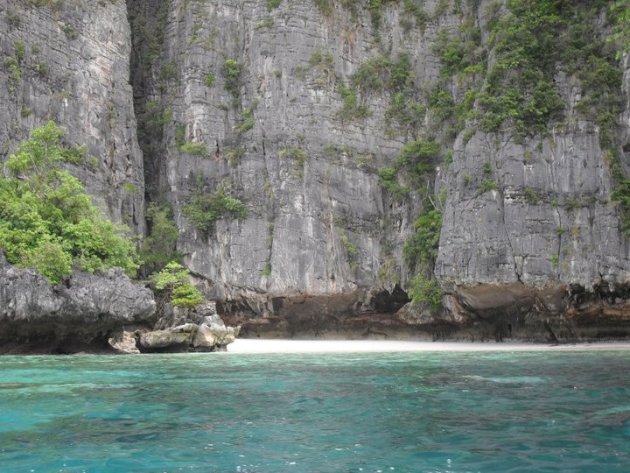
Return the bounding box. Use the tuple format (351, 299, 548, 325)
(0, 350, 629, 472)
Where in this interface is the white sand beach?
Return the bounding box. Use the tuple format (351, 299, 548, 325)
(227, 339, 630, 354)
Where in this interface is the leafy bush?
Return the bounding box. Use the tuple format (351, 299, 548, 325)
(336, 84, 372, 122)
(141, 204, 179, 275)
(403, 209, 442, 269)
(397, 140, 439, 181)
(179, 142, 209, 156)
(478, 178, 497, 193)
(223, 59, 242, 103)
(204, 72, 216, 87)
(266, 0, 282, 11)
(151, 261, 203, 308)
(174, 123, 209, 156)
(183, 185, 247, 233)
(408, 274, 443, 309)
(0, 121, 139, 283)
(338, 53, 415, 127)
(378, 139, 440, 200)
(278, 146, 308, 166)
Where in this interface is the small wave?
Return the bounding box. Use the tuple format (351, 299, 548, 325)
(464, 375, 546, 384)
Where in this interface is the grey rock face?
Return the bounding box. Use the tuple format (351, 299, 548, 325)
(0, 0, 145, 233)
(2, 0, 629, 342)
(125, 0, 630, 339)
(0, 257, 156, 351)
(130, 0, 431, 305)
(436, 118, 630, 289)
(432, 47, 630, 335)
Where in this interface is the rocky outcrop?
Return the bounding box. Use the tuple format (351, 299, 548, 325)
(0, 256, 239, 353)
(137, 303, 239, 353)
(0, 256, 156, 353)
(439, 282, 630, 342)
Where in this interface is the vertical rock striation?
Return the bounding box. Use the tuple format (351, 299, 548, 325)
(127, 0, 454, 329)
(125, 0, 630, 339)
(0, 0, 145, 232)
(1, 1, 629, 340)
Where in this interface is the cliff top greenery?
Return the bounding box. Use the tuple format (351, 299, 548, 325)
(0, 121, 139, 284)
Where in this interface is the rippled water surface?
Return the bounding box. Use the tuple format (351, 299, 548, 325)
(1, 350, 629, 472)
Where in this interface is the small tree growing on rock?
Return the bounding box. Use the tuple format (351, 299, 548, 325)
(151, 261, 203, 308)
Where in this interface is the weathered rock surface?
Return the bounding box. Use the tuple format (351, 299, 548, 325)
(0, 256, 156, 353)
(2, 1, 630, 342)
(138, 303, 239, 352)
(128, 0, 426, 308)
(0, 255, 238, 353)
(108, 327, 142, 354)
(0, 0, 146, 233)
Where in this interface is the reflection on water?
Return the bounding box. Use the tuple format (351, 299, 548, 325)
(0, 351, 629, 472)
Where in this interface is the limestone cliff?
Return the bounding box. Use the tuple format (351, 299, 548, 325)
(1, 0, 630, 341)
(0, 0, 145, 232)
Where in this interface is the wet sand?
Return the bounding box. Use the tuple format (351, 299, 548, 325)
(227, 339, 630, 353)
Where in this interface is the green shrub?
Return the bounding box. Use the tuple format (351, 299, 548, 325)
(608, 2, 630, 59)
(183, 185, 247, 233)
(397, 140, 439, 180)
(141, 204, 179, 275)
(179, 142, 209, 156)
(478, 178, 497, 193)
(338, 53, 415, 126)
(4, 56, 21, 94)
(256, 17, 274, 29)
(160, 62, 178, 82)
(403, 209, 442, 269)
(377, 140, 440, 199)
(151, 261, 203, 308)
(204, 72, 216, 87)
(524, 187, 541, 205)
(278, 146, 308, 166)
(384, 93, 425, 136)
(337, 84, 372, 122)
(378, 167, 409, 199)
(0, 121, 139, 284)
(401, 0, 429, 31)
(226, 146, 246, 167)
(223, 59, 242, 103)
(238, 106, 255, 134)
(409, 274, 443, 309)
(266, 0, 282, 11)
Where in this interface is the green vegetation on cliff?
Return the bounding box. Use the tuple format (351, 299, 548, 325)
(0, 122, 139, 284)
(183, 182, 247, 234)
(141, 204, 179, 276)
(151, 261, 203, 308)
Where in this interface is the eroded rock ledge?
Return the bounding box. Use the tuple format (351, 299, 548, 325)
(220, 281, 630, 343)
(438, 282, 630, 342)
(0, 257, 238, 354)
(0, 256, 156, 354)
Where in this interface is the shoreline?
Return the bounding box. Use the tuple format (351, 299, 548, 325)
(226, 339, 630, 354)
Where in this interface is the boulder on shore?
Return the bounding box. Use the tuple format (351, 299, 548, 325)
(136, 303, 240, 353)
